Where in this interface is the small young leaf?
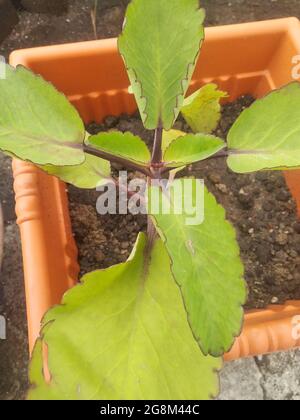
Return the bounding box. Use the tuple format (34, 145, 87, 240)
(181, 83, 227, 133)
(40, 154, 111, 189)
(28, 234, 221, 400)
(0, 65, 85, 166)
(150, 180, 246, 357)
(87, 131, 151, 165)
(162, 129, 185, 154)
(227, 82, 300, 173)
(118, 0, 205, 130)
(164, 133, 225, 167)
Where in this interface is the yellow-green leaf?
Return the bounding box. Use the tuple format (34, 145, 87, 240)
(227, 82, 300, 173)
(181, 83, 227, 133)
(164, 133, 225, 167)
(28, 234, 221, 400)
(162, 129, 185, 154)
(0, 65, 85, 166)
(87, 131, 151, 166)
(40, 154, 111, 189)
(118, 0, 205, 130)
(150, 180, 246, 357)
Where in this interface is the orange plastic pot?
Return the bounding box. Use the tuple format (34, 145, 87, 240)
(10, 18, 300, 360)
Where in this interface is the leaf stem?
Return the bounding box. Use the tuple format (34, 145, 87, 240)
(147, 173, 158, 247)
(151, 126, 163, 165)
(83, 144, 152, 177)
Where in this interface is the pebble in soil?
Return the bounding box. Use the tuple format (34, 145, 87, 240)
(68, 96, 300, 310)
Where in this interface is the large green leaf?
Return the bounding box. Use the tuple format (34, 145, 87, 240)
(87, 131, 151, 165)
(227, 82, 300, 173)
(0, 65, 85, 165)
(118, 0, 205, 130)
(181, 83, 227, 134)
(150, 180, 246, 356)
(40, 154, 111, 189)
(28, 234, 221, 400)
(164, 133, 225, 167)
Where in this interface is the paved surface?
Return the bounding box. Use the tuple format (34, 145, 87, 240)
(219, 350, 300, 400)
(0, 0, 300, 400)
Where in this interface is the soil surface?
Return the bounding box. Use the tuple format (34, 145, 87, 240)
(1, 0, 300, 401)
(69, 97, 300, 310)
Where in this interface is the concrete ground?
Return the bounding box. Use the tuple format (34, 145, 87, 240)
(219, 350, 300, 400)
(1, 0, 300, 400)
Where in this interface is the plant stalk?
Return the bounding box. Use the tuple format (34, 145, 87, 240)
(151, 126, 163, 164)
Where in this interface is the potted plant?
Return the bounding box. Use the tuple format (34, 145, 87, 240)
(2, 0, 300, 399)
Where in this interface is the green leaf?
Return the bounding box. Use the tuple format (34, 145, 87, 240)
(149, 180, 246, 356)
(181, 83, 227, 133)
(0, 65, 85, 166)
(164, 133, 225, 167)
(40, 154, 111, 189)
(118, 0, 205, 130)
(28, 234, 221, 400)
(162, 129, 185, 154)
(227, 82, 300, 173)
(87, 131, 151, 165)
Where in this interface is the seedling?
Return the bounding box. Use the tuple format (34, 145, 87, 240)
(0, 0, 300, 400)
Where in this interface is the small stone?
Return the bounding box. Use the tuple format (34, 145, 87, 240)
(289, 250, 298, 258)
(271, 297, 279, 304)
(248, 228, 254, 235)
(208, 173, 221, 185)
(121, 241, 129, 250)
(216, 183, 228, 194)
(275, 233, 289, 246)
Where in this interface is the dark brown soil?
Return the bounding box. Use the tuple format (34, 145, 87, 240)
(69, 97, 300, 310)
